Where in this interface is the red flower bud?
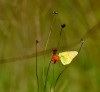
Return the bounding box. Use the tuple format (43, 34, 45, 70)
(52, 55, 60, 63)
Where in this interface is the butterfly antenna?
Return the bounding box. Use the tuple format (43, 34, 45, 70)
(78, 39, 85, 53)
(36, 40, 40, 92)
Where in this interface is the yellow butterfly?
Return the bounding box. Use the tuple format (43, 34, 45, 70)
(58, 51, 78, 65)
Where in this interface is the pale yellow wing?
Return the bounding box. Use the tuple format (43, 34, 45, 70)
(58, 51, 78, 65)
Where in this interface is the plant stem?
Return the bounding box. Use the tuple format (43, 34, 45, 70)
(36, 40, 39, 92)
(53, 66, 68, 92)
(44, 60, 52, 92)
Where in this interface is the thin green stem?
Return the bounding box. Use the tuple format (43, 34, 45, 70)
(36, 40, 39, 92)
(53, 38, 84, 92)
(78, 39, 84, 53)
(57, 28, 63, 49)
(50, 63, 55, 92)
(53, 66, 68, 92)
(44, 60, 52, 92)
(43, 12, 58, 86)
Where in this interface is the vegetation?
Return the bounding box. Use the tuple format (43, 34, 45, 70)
(0, 0, 100, 92)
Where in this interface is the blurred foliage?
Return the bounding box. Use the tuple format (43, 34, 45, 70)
(0, 0, 100, 92)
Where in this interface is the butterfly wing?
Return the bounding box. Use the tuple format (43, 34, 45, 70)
(58, 51, 78, 65)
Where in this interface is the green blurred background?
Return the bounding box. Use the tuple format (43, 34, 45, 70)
(0, 0, 100, 92)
